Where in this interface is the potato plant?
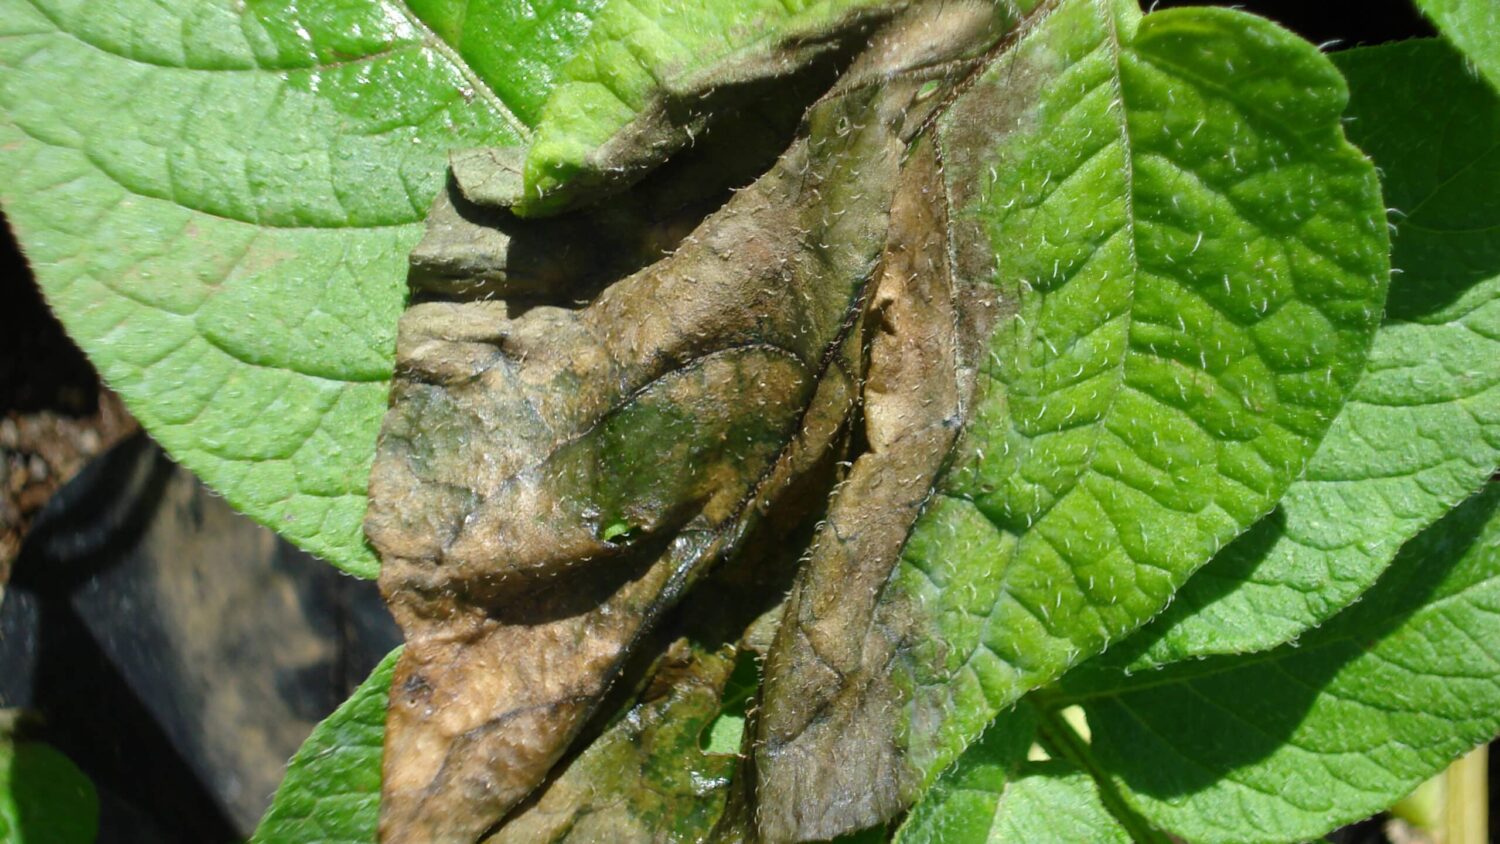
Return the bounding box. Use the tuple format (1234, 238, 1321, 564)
(1, 0, 1497, 842)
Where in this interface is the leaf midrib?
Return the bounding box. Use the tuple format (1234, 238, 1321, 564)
(391, 0, 532, 140)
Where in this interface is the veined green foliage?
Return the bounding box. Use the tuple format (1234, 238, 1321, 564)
(0, 0, 604, 577)
(751, 4, 1386, 832)
(901, 760, 1133, 844)
(1107, 38, 1500, 670)
(904, 490, 1500, 844)
(902, 38, 1500, 844)
(404, 0, 610, 126)
(1412, 0, 1500, 92)
(6, 1, 1496, 843)
(1059, 485, 1500, 843)
(252, 650, 398, 844)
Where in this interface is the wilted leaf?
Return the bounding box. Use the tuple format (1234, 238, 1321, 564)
(751, 2, 1387, 837)
(1055, 484, 1500, 844)
(1105, 38, 1500, 670)
(365, 4, 1017, 837)
(261, 563, 800, 844)
(484, 639, 739, 844)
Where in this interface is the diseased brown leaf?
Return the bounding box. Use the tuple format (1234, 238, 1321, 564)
(366, 3, 1037, 842)
(481, 637, 739, 844)
(371, 43, 913, 844)
(752, 136, 977, 840)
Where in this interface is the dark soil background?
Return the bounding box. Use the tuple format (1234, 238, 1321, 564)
(0, 1, 1482, 842)
(0, 224, 401, 841)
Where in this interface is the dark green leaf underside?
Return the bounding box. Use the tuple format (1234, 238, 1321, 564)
(1064, 485, 1500, 843)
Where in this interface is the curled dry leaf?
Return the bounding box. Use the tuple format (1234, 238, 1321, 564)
(480, 637, 740, 844)
(366, 4, 1015, 839)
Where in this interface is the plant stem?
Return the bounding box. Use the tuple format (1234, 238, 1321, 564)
(1443, 744, 1488, 844)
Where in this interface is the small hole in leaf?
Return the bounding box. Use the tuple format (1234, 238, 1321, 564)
(700, 649, 762, 754)
(601, 520, 640, 544)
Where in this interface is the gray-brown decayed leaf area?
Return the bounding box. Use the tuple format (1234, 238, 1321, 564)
(750, 134, 974, 838)
(364, 4, 1033, 841)
(481, 638, 739, 844)
(485, 426, 841, 844)
(367, 0, 1390, 840)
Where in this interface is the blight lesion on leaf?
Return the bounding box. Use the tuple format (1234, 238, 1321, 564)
(364, 0, 1389, 841)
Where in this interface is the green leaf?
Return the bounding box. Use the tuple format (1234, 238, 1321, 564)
(1055, 484, 1500, 844)
(903, 759, 1131, 844)
(0, 0, 601, 578)
(1106, 38, 1500, 670)
(404, 0, 610, 125)
(1412, 0, 1500, 93)
(252, 648, 398, 844)
(0, 740, 97, 844)
(513, 0, 903, 215)
(752, 3, 1388, 834)
(892, 706, 1040, 844)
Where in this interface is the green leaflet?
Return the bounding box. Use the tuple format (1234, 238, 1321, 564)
(925, 0, 1386, 728)
(252, 649, 397, 844)
(1055, 484, 1500, 844)
(897, 702, 1178, 844)
(0, 740, 97, 844)
(892, 706, 1040, 844)
(1413, 0, 1500, 93)
(752, 3, 1387, 835)
(900, 760, 1131, 844)
(906, 36, 1500, 844)
(0, 0, 601, 578)
(405, 0, 610, 125)
(513, 0, 902, 215)
(700, 648, 760, 756)
(1104, 38, 1500, 670)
